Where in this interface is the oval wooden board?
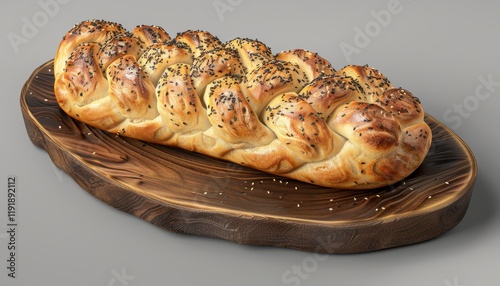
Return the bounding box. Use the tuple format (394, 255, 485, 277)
(21, 60, 477, 254)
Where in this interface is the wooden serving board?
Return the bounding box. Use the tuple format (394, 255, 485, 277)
(21, 60, 477, 254)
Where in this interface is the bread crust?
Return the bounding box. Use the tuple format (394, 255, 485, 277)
(54, 20, 432, 189)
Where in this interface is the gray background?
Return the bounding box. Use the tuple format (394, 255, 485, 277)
(1, 0, 498, 285)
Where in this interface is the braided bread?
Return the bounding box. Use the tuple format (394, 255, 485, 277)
(54, 20, 432, 189)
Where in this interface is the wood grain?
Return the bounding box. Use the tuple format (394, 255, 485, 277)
(21, 60, 477, 253)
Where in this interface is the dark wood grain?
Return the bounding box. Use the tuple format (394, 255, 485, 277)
(20, 60, 477, 253)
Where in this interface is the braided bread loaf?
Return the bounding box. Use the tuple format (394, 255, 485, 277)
(54, 19, 432, 189)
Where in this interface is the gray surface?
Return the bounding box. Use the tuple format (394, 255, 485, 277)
(1, 0, 498, 285)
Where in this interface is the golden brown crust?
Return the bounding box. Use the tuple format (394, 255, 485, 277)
(55, 20, 127, 76)
(276, 49, 336, 81)
(375, 88, 425, 128)
(244, 60, 309, 114)
(329, 102, 401, 156)
(337, 65, 393, 102)
(54, 20, 432, 189)
(157, 63, 209, 133)
(56, 43, 106, 107)
(54, 42, 125, 130)
(97, 32, 144, 72)
(298, 75, 365, 119)
(132, 25, 171, 46)
(263, 93, 340, 162)
(225, 38, 274, 72)
(372, 122, 432, 181)
(174, 30, 222, 58)
(138, 42, 193, 86)
(205, 76, 275, 146)
(106, 55, 157, 120)
(235, 140, 302, 174)
(190, 48, 244, 96)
